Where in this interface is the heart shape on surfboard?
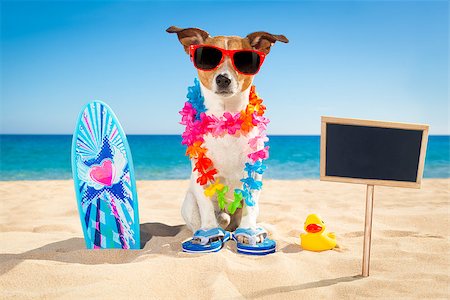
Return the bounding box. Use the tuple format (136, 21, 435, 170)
(89, 159, 116, 186)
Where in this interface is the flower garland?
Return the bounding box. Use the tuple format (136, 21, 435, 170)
(179, 78, 269, 214)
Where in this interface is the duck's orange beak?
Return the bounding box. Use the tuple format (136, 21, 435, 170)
(306, 224, 322, 233)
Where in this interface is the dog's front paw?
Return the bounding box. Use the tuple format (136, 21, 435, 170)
(236, 234, 263, 244)
(235, 227, 265, 244)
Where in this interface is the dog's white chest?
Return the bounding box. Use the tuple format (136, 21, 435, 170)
(203, 130, 257, 181)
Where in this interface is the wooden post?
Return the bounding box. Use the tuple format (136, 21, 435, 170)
(362, 184, 374, 277)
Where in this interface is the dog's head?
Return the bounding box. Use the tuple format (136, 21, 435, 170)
(167, 26, 288, 97)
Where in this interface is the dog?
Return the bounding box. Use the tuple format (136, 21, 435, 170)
(167, 26, 288, 251)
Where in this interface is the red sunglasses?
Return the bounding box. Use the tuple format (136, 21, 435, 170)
(189, 44, 266, 75)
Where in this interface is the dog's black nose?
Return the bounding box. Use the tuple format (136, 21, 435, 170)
(216, 74, 231, 89)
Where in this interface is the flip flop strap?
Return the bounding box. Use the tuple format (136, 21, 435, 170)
(193, 228, 225, 245)
(234, 227, 268, 246)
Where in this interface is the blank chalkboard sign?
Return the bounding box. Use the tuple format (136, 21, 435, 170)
(320, 117, 429, 188)
(320, 116, 429, 277)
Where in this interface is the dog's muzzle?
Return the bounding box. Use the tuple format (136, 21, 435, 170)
(215, 74, 234, 95)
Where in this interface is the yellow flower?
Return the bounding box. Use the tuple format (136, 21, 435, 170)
(204, 179, 224, 197)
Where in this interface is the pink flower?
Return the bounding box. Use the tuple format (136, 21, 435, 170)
(223, 112, 243, 135)
(179, 102, 196, 125)
(207, 115, 226, 137)
(181, 120, 204, 146)
(181, 129, 194, 145)
(248, 146, 269, 162)
(248, 136, 259, 150)
(199, 113, 212, 133)
(253, 114, 270, 131)
(248, 133, 269, 150)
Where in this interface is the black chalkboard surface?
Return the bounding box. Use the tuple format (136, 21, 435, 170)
(320, 117, 429, 188)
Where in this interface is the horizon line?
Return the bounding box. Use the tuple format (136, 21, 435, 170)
(1, 133, 449, 137)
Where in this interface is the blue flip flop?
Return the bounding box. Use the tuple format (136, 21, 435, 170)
(232, 227, 276, 256)
(182, 228, 231, 253)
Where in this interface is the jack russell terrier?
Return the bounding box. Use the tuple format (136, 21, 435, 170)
(167, 26, 288, 255)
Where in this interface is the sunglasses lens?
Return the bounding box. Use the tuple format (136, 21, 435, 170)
(194, 47, 223, 70)
(233, 51, 261, 74)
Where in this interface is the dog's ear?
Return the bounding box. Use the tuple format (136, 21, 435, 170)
(246, 31, 289, 55)
(166, 26, 210, 54)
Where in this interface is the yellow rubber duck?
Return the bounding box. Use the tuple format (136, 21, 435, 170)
(300, 214, 337, 252)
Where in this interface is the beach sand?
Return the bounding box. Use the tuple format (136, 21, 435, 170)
(0, 179, 449, 299)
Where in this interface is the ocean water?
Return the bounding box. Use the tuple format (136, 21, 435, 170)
(0, 135, 448, 180)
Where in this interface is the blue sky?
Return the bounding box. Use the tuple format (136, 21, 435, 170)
(1, 0, 448, 134)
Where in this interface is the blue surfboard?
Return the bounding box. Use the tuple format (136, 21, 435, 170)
(72, 101, 140, 249)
